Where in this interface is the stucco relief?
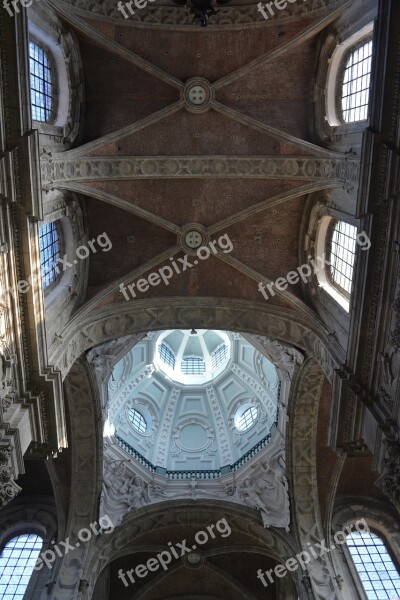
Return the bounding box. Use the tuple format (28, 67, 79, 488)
(289, 358, 342, 599)
(100, 457, 150, 526)
(247, 334, 304, 380)
(47, 0, 349, 28)
(0, 447, 21, 507)
(42, 156, 360, 185)
(235, 463, 290, 531)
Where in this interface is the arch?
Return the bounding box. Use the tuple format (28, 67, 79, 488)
(287, 357, 342, 599)
(82, 500, 302, 598)
(46, 360, 103, 600)
(49, 299, 342, 383)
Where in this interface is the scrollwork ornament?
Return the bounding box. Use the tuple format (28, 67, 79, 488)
(0, 447, 21, 507)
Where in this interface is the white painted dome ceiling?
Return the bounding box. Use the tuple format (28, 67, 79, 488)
(107, 330, 280, 472)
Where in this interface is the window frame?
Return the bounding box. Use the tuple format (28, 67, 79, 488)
(128, 408, 147, 435)
(28, 37, 57, 126)
(326, 219, 358, 301)
(181, 356, 206, 375)
(336, 36, 373, 126)
(39, 220, 63, 293)
(324, 22, 374, 130)
(0, 532, 44, 600)
(158, 343, 176, 370)
(344, 528, 400, 600)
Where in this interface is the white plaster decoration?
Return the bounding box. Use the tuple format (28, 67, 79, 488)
(154, 387, 181, 467)
(100, 456, 150, 527)
(230, 363, 276, 416)
(205, 386, 234, 465)
(171, 418, 216, 457)
(99, 391, 290, 530)
(236, 468, 289, 530)
(246, 335, 304, 380)
(86, 336, 134, 383)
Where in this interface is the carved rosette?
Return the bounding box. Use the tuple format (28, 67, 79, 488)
(0, 448, 21, 507)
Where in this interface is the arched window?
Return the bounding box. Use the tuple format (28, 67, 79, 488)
(128, 408, 147, 434)
(181, 357, 206, 375)
(211, 344, 228, 369)
(324, 23, 374, 128)
(346, 531, 400, 599)
(0, 533, 43, 599)
(159, 343, 176, 369)
(327, 220, 357, 297)
(341, 38, 373, 123)
(39, 222, 60, 288)
(29, 41, 54, 123)
(237, 406, 258, 432)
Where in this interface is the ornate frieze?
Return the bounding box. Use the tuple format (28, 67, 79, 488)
(100, 431, 290, 530)
(41, 156, 359, 185)
(48, 0, 350, 28)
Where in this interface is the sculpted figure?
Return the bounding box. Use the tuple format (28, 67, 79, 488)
(238, 462, 289, 530)
(255, 336, 304, 379)
(101, 458, 150, 526)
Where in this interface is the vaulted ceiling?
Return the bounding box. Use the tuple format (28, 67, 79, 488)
(42, 0, 357, 326)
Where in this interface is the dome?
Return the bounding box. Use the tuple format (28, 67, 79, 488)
(107, 330, 280, 473)
(154, 329, 231, 385)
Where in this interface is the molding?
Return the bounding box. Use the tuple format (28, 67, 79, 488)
(46, 0, 351, 30)
(288, 358, 343, 599)
(41, 155, 360, 185)
(47, 299, 342, 382)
